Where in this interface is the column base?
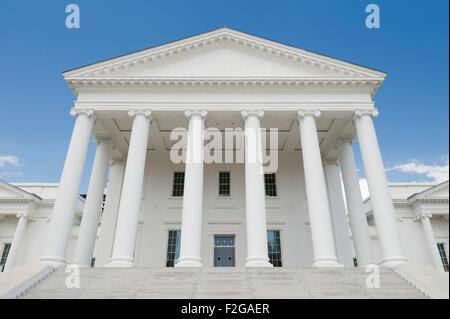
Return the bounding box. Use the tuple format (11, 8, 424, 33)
(312, 257, 343, 268)
(39, 256, 66, 267)
(175, 256, 202, 267)
(245, 256, 273, 268)
(105, 256, 134, 268)
(380, 256, 409, 268)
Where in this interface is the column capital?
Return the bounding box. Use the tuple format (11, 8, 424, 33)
(110, 149, 124, 165)
(241, 110, 264, 120)
(92, 137, 113, 146)
(15, 212, 29, 219)
(325, 147, 339, 163)
(325, 159, 339, 166)
(297, 109, 321, 119)
(184, 110, 208, 119)
(128, 109, 152, 119)
(337, 138, 356, 147)
(353, 108, 379, 120)
(110, 159, 124, 166)
(70, 108, 96, 120)
(420, 213, 433, 220)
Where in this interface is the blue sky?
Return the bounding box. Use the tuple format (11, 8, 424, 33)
(0, 0, 448, 193)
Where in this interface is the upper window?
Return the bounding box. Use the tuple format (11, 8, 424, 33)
(267, 230, 282, 267)
(172, 172, 185, 197)
(367, 214, 376, 226)
(166, 230, 181, 267)
(264, 173, 277, 197)
(219, 172, 231, 197)
(437, 243, 449, 272)
(0, 243, 11, 272)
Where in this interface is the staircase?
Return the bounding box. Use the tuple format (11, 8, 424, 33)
(19, 267, 426, 299)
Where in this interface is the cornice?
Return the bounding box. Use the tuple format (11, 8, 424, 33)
(0, 197, 34, 203)
(66, 77, 382, 95)
(393, 198, 449, 208)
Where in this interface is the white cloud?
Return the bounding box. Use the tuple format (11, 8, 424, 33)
(0, 155, 19, 168)
(0, 155, 21, 180)
(387, 156, 449, 183)
(0, 171, 22, 179)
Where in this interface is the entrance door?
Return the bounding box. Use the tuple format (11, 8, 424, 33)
(214, 235, 235, 267)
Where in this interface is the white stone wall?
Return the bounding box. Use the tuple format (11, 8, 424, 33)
(366, 183, 449, 269)
(124, 150, 314, 268)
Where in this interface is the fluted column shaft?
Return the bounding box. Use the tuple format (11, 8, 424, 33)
(41, 109, 95, 266)
(324, 160, 354, 267)
(176, 110, 207, 267)
(94, 159, 125, 267)
(338, 139, 374, 266)
(419, 213, 444, 272)
(4, 214, 28, 271)
(242, 110, 272, 267)
(298, 110, 340, 268)
(107, 110, 151, 267)
(75, 139, 113, 267)
(354, 109, 408, 266)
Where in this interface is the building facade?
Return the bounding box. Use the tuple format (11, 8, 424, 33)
(1, 28, 431, 271)
(365, 181, 449, 273)
(0, 181, 84, 271)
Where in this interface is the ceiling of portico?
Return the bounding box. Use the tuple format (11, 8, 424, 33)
(94, 110, 355, 158)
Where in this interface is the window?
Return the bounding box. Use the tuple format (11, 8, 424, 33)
(214, 235, 235, 247)
(267, 230, 282, 267)
(437, 243, 449, 272)
(367, 214, 376, 226)
(353, 258, 358, 267)
(219, 172, 231, 197)
(0, 243, 11, 272)
(172, 172, 185, 197)
(166, 230, 181, 267)
(264, 173, 277, 197)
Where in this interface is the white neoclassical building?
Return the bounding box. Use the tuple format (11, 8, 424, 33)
(3, 28, 446, 275)
(365, 181, 449, 273)
(36, 27, 408, 270)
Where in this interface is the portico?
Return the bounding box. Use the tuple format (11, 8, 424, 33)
(40, 28, 408, 269)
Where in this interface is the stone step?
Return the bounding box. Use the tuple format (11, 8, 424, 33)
(20, 267, 426, 299)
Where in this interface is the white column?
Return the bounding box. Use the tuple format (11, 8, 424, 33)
(94, 157, 125, 267)
(4, 213, 29, 271)
(354, 109, 408, 266)
(419, 213, 444, 272)
(74, 138, 113, 267)
(241, 110, 272, 267)
(107, 110, 151, 267)
(324, 160, 354, 267)
(41, 109, 95, 266)
(176, 110, 207, 267)
(338, 139, 374, 266)
(298, 110, 340, 268)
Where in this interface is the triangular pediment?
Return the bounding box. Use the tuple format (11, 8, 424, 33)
(420, 182, 449, 200)
(101, 45, 339, 78)
(408, 180, 449, 201)
(0, 180, 39, 200)
(63, 28, 386, 80)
